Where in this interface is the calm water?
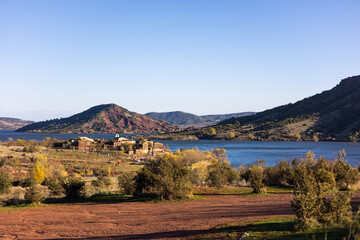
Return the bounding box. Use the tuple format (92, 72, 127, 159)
(1, 130, 359, 167)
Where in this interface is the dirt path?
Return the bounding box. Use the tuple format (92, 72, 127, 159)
(0, 193, 357, 240)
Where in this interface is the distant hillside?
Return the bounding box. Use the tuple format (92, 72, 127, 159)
(17, 104, 177, 133)
(145, 111, 255, 128)
(158, 75, 360, 142)
(0, 117, 33, 130)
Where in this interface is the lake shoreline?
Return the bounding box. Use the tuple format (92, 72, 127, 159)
(1, 130, 359, 167)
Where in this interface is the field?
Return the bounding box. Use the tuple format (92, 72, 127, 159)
(0, 193, 295, 239)
(1, 142, 359, 239)
(0, 192, 359, 240)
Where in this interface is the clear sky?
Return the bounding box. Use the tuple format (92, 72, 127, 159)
(1, 1, 359, 121)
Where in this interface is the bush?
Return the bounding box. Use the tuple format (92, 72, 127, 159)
(20, 177, 36, 188)
(92, 176, 113, 187)
(291, 151, 353, 230)
(0, 170, 12, 194)
(118, 172, 136, 195)
(44, 177, 64, 196)
(247, 165, 266, 193)
(264, 160, 293, 186)
(206, 163, 238, 187)
(5, 188, 22, 206)
(135, 153, 193, 200)
(23, 145, 39, 153)
(62, 176, 85, 198)
(333, 152, 359, 189)
(322, 191, 352, 227)
(25, 184, 44, 204)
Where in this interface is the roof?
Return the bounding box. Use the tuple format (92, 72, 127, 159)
(76, 136, 95, 142)
(115, 137, 130, 141)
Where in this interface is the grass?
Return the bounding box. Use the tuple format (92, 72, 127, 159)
(43, 192, 205, 205)
(0, 203, 46, 213)
(193, 185, 294, 196)
(192, 217, 357, 240)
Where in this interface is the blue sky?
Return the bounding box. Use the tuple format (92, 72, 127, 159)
(1, 1, 359, 121)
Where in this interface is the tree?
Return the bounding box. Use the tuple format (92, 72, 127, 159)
(118, 172, 136, 195)
(32, 154, 49, 184)
(208, 127, 217, 136)
(123, 143, 133, 153)
(291, 154, 323, 230)
(0, 170, 12, 194)
(247, 165, 266, 193)
(25, 184, 44, 204)
(291, 151, 353, 230)
(135, 153, 193, 200)
(333, 150, 360, 189)
(136, 136, 146, 145)
(212, 148, 228, 164)
(62, 176, 85, 199)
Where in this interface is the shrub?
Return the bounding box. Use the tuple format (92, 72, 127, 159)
(0, 170, 12, 194)
(264, 160, 293, 186)
(291, 160, 323, 230)
(291, 151, 353, 230)
(92, 176, 112, 187)
(25, 184, 44, 204)
(20, 177, 36, 188)
(118, 172, 136, 195)
(44, 177, 64, 196)
(135, 153, 193, 200)
(5, 188, 22, 206)
(247, 165, 266, 193)
(333, 152, 359, 189)
(177, 148, 210, 166)
(62, 176, 85, 199)
(23, 145, 38, 153)
(206, 163, 238, 187)
(322, 191, 352, 227)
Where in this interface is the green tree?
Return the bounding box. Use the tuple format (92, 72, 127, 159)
(247, 165, 266, 193)
(25, 184, 44, 204)
(291, 151, 353, 230)
(62, 176, 85, 199)
(0, 170, 12, 194)
(333, 150, 359, 189)
(118, 172, 136, 195)
(135, 153, 193, 200)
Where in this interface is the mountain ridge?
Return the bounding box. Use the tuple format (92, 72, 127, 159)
(0, 117, 34, 130)
(145, 111, 255, 128)
(17, 104, 177, 133)
(157, 75, 360, 142)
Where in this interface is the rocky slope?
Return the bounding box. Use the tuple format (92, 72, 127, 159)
(17, 104, 177, 133)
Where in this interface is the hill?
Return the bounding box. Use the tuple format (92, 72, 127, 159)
(145, 111, 255, 128)
(16, 104, 177, 133)
(161, 75, 360, 141)
(0, 117, 34, 130)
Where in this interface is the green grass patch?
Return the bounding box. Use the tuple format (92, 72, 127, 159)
(193, 217, 356, 240)
(193, 186, 293, 196)
(267, 185, 294, 193)
(44, 193, 205, 205)
(0, 203, 45, 213)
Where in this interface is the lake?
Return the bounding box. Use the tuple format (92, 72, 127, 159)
(1, 130, 359, 167)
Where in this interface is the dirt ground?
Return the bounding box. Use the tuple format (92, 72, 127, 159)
(0, 193, 359, 240)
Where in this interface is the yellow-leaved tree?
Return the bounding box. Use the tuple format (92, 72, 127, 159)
(32, 154, 49, 184)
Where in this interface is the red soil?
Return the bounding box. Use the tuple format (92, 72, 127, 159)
(0, 193, 358, 240)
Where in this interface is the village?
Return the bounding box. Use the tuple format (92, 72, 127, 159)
(54, 134, 166, 157)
